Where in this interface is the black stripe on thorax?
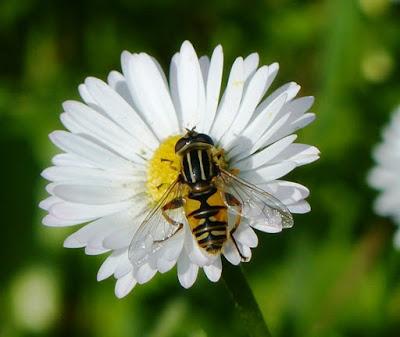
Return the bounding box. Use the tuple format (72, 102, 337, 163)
(181, 148, 214, 184)
(200, 149, 211, 180)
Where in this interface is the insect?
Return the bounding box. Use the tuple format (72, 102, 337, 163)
(129, 128, 293, 266)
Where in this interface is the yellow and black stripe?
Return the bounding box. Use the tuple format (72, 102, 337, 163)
(184, 186, 228, 254)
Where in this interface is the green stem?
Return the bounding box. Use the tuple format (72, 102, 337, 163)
(222, 261, 272, 337)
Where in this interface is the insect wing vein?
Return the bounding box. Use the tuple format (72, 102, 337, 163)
(219, 169, 293, 231)
(128, 179, 185, 267)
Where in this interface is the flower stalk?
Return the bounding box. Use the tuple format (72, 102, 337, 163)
(222, 261, 272, 337)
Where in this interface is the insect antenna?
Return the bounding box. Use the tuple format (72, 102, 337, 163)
(184, 126, 197, 135)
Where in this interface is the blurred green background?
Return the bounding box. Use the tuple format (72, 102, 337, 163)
(1, 0, 399, 336)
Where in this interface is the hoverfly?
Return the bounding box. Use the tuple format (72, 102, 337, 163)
(129, 128, 293, 266)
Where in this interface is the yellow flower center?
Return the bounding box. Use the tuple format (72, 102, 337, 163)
(147, 135, 181, 204)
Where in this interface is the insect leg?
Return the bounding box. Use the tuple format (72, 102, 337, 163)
(225, 192, 242, 231)
(154, 198, 184, 243)
(225, 192, 248, 262)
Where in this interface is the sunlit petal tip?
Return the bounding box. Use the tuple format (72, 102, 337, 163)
(177, 254, 199, 288)
(214, 44, 223, 52)
(134, 264, 157, 284)
(288, 200, 311, 214)
(203, 258, 222, 282)
(115, 273, 137, 299)
(181, 40, 195, 52)
(270, 61, 279, 69)
(63, 235, 85, 249)
(97, 258, 116, 281)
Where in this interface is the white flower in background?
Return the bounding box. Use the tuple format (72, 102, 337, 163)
(368, 106, 400, 248)
(40, 41, 319, 298)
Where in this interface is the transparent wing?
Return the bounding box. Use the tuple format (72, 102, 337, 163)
(128, 179, 186, 267)
(219, 169, 293, 232)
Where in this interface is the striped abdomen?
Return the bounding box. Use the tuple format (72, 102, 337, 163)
(184, 185, 228, 254)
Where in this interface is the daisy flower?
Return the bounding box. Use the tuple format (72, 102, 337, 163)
(368, 106, 400, 248)
(40, 41, 319, 298)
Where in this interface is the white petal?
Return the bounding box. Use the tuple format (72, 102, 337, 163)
(203, 257, 222, 282)
(272, 144, 320, 167)
(177, 41, 206, 130)
(233, 135, 297, 171)
(277, 96, 314, 121)
(243, 53, 260, 79)
(39, 196, 61, 211)
(103, 226, 136, 250)
(228, 92, 288, 158)
(52, 184, 141, 205)
(115, 272, 136, 298)
(49, 200, 133, 221)
(42, 214, 82, 227)
(257, 180, 310, 206)
(122, 52, 179, 138)
(99, 204, 146, 251)
(157, 259, 176, 274)
(237, 242, 252, 260)
(368, 167, 398, 189)
(210, 57, 244, 142)
(177, 253, 199, 289)
(49, 131, 137, 174)
(255, 82, 300, 118)
(169, 53, 182, 127)
(156, 230, 185, 273)
(252, 221, 282, 233)
(375, 189, 400, 216)
(223, 64, 279, 144)
(84, 76, 158, 150)
(107, 70, 136, 108)
(78, 83, 97, 107)
(42, 166, 145, 184)
(373, 145, 400, 169)
(241, 161, 297, 184)
(134, 263, 157, 284)
(233, 82, 302, 155)
(287, 200, 311, 214)
(51, 153, 95, 168)
(265, 113, 316, 147)
(113, 256, 132, 279)
(198, 55, 210, 84)
(61, 101, 148, 163)
(97, 251, 125, 281)
(201, 45, 223, 133)
(63, 207, 141, 249)
(233, 223, 258, 248)
(222, 239, 241, 265)
(160, 231, 185, 261)
(85, 246, 109, 255)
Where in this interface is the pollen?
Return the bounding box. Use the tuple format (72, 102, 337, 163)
(147, 135, 181, 204)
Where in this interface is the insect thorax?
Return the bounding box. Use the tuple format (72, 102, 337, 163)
(180, 145, 217, 185)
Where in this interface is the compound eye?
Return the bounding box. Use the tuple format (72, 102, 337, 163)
(174, 138, 187, 153)
(197, 133, 214, 146)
